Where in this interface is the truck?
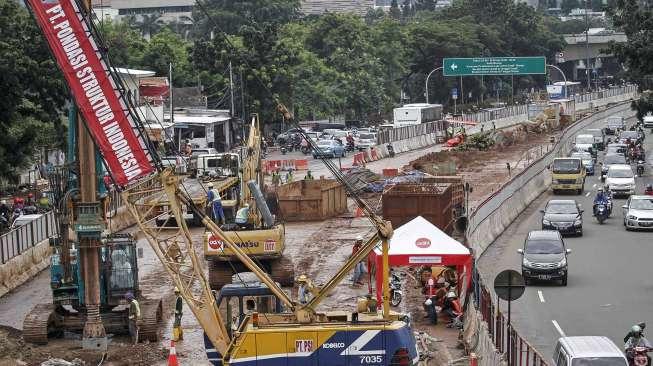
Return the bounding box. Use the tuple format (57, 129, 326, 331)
(393, 103, 443, 127)
(551, 157, 586, 194)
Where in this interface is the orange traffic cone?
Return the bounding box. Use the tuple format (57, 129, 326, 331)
(168, 340, 179, 366)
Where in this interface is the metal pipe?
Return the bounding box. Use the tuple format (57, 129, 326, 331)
(247, 180, 273, 227)
(585, 0, 591, 91)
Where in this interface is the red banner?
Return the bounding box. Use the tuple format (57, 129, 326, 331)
(27, 0, 155, 186)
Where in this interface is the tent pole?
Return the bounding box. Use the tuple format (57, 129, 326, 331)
(382, 238, 390, 319)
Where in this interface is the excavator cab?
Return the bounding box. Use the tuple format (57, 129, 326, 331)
(100, 233, 140, 307)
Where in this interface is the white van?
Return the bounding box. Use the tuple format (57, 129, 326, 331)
(190, 153, 240, 178)
(643, 115, 653, 129)
(553, 336, 627, 366)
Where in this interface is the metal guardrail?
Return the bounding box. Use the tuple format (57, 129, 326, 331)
(377, 120, 446, 144)
(0, 211, 56, 264)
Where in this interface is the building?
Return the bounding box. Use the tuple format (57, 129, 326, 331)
(109, 0, 193, 22)
(302, 0, 375, 16)
(164, 109, 235, 152)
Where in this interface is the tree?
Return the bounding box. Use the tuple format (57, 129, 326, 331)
(389, 0, 402, 19)
(0, 0, 66, 181)
(142, 28, 194, 86)
(136, 13, 164, 39)
(98, 20, 148, 67)
(608, 0, 653, 117)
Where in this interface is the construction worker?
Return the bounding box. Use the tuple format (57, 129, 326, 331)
(271, 170, 281, 188)
(125, 292, 141, 344)
(207, 183, 225, 225)
(351, 235, 366, 286)
(173, 287, 184, 341)
(235, 203, 253, 229)
(297, 275, 311, 304)
(285, 169, 294, 184)
(304, 170, 314, 180)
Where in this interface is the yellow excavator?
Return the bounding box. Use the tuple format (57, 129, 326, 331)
(27, 0, 419, 362)
(203, 115, 294, 290)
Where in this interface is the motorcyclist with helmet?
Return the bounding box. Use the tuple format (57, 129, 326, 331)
(593, 187, 610, 216)
(625, 325, 653, 366)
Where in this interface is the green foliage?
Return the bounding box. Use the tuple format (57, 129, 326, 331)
(0, 0, 66, 181)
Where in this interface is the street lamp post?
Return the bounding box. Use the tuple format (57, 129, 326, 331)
(425, 66, 443, 104)
(547, 64, 568, 99)
(585, 0, 591, 91)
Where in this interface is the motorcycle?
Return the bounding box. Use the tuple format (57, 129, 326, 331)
(595, 203, 609, 224)
(387, 144, 395, 158)
(628, 346, 652, 366)
(345, 141, 355, 152)
(300, 145, 311, 155)
(637, 160, 645, 177)
(280, 146, 287, 155)
(389, 270, 404, 307)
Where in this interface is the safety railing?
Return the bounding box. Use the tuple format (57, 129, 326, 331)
(376, 120, 446, 144)
(0, 211, 56, 264)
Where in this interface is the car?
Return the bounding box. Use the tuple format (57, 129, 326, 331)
(329, 130, 350, 144)
(276, 128, 305, 144)
(600, 153, 627, 181)
(304, 131, 320, 143)
(585, 128, 605, 150)
(553, 336, 627, 366)
(643, 115, 653, 129)
(190, 148, 218, 157)
(605, 143, 628, 159)
(570, 152, 594, 175)
(605, 115, 625, 135)
(518, 230, 570, 286)
(618, 130, 642, 145)
(541, 200, 584, 236)
(573, 134, 595, 154)
(312, 139, 345, 158)
(605, 164, 636, 197)
(622, 195, 653, 230)
(355, 132, 377, 151)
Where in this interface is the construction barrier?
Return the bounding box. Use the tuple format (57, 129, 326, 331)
(370, 148, 379, 161)
(294, 159, 309, 171)
(352, 152, 366, 166)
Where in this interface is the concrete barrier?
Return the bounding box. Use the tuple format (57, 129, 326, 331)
(0, 238, 50, 298)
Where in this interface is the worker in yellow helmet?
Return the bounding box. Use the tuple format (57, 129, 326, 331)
(173, 287, 184, 341)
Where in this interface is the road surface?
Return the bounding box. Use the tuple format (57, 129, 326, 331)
(478, 116, 652, 361)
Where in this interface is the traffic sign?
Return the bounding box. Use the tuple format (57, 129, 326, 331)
(493, 269, 525, 301)
(451, 88, 458, 100)
(443, 57, 546, 76)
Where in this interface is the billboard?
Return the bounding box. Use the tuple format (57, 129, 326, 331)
(27, 0, 155, 186)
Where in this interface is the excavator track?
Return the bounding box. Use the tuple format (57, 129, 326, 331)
(23, 304, 57, 345)
(139, 298, 162, 342)
(269, 256, 295, 287)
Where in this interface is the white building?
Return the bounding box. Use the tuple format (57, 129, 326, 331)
(110, 0, 194, 22)
(302, 0, 375, 16)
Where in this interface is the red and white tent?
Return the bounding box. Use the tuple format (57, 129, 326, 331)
(371, 216, 472, 303)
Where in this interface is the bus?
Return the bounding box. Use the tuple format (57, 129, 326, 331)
(392, 103, 443, 127)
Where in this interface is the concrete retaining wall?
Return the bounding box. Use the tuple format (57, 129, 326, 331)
(0, 238, 50, 298)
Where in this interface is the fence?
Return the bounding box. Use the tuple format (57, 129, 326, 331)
(379, 85, 637, 145)
(462, 100, 637, 366)
(0, 211, 56, 264)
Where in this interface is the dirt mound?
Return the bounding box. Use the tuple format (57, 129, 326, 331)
(0, 324, 167, 366)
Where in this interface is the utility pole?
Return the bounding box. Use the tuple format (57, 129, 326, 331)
(585, 0, 591, 91)
(78, 0, 107, 351)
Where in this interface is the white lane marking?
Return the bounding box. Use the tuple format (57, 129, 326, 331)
(538, 290, 546, 303)
(552, 320, 566, 337)
(585, 192, 591, 197)
(592, 183, 597, 188)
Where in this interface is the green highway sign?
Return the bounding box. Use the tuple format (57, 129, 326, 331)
(443, 57, 546, 76)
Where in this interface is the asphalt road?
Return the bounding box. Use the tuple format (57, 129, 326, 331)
(478, 116, 653, 361)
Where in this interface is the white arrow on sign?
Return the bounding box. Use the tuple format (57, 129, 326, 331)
(450, 63, 458, 71)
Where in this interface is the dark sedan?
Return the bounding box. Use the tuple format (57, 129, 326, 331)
(541, 199, 584, 236)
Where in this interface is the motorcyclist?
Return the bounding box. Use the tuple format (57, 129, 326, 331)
(593, 187, 609, 216)
(645, 184, 653, 196)
(625, 325, 652, 366)
(625, 323, 647, 343)
(346, 134, 355, 149)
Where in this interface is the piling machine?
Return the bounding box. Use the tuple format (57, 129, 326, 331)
(25, 0, 419, 363)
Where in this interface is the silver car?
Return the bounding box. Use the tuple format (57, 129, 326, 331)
(623, 195, 653, 230)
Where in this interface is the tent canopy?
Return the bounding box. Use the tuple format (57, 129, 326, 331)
(373, 216, 470, 266)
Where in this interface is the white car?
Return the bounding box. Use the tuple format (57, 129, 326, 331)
(355, 132, 377, 151)
(573, 134, 595, 153)
(643, 115, 653, 129)
(623, 195, 653, 230)
(605, 164, 636, 197)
